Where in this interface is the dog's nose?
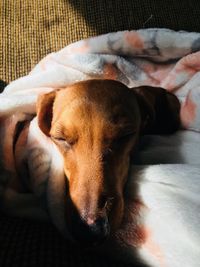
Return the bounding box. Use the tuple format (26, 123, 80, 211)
(87, 216, 110, 240)
(72, 215, 110, 246)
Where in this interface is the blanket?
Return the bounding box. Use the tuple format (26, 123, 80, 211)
(0, 28, 200, 267)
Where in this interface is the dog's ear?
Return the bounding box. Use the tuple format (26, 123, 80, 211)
(133, 86, 180, 134)
(131, 87, 155, 134)
(37, 91, 56, 136)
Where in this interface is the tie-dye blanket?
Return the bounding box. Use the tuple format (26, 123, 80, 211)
(0, 28, 200, 267)
(1, 28, 200, 132)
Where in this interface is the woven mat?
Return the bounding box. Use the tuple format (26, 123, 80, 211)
(1, 0, 200, 266)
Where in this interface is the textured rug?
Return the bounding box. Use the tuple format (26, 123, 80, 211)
(0, 215, 136, 267)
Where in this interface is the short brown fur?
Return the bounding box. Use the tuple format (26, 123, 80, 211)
(37, 79, 180, 244)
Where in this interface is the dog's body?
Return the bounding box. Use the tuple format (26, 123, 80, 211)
(1, 79, 190, 265)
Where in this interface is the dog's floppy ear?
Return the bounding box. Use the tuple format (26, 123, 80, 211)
(37, 91, 56, 136)
(133, 86, 180, 134)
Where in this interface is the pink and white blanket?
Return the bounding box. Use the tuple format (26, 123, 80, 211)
(0, 28, 200, 267)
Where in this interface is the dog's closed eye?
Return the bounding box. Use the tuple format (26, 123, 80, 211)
(51, 136, 77, 149)
(111, 130, 137, 146)
(117, 131, 136, 141)
(102, 131, 136, 162)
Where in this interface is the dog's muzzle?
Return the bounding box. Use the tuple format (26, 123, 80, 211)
(71, 213, 110, 246)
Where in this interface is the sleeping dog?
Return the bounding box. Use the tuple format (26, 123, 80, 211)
(0, 79, 180, 246)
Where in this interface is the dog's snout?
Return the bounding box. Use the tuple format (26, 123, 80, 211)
(72, 215, 110, 246)
(88, 216, 110, 238)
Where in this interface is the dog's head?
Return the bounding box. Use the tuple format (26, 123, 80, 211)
(37, 79, 180, 245)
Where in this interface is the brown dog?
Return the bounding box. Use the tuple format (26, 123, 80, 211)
(35, 79, 180, 245)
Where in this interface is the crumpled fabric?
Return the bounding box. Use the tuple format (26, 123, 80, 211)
(1, 28, 200, 131)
